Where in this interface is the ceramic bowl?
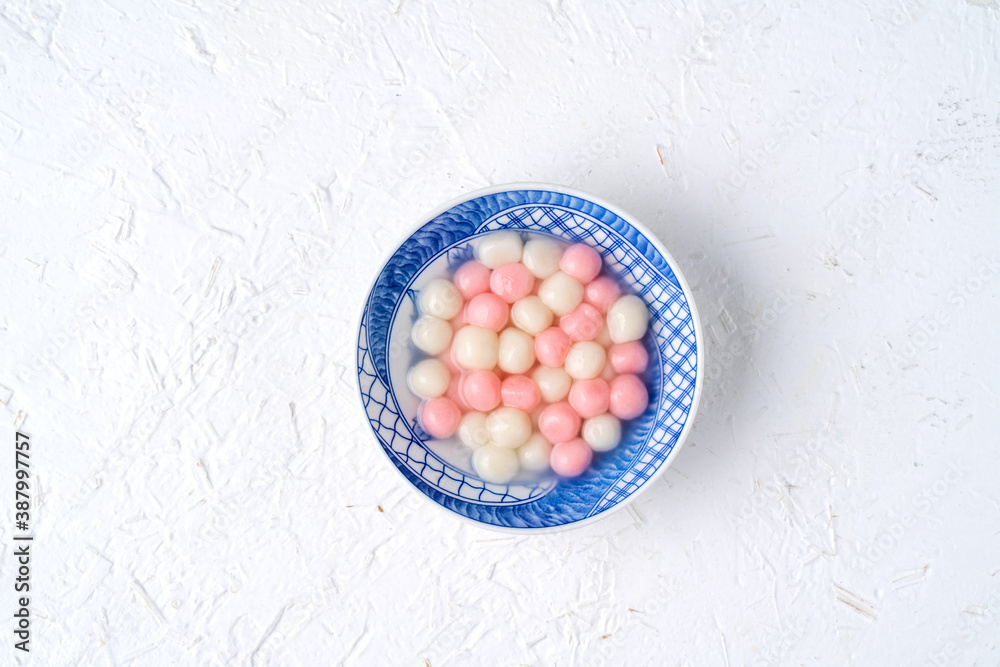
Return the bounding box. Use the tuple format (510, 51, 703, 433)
(356, 183, 703, 532)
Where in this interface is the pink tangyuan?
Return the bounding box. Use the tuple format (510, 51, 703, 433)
(460, 369, 502, 412)
(465, 292, 509, 331)
(550, 438, 593, 477)
(559, 243, 602, 284)
(560, 303, 604, 342)
(453, 261, 492, 300)
(534, 327, 572, 368)
(420, 397, 462, 439)
(490, 263, 535, 304)
(584, 276, 621, 314)
(568, 378, 610, 419)
(500, 375, 541, 412)
(608, 374, 649, 420)
(608, 341, 649, 374)
(537, 401, 582, 443)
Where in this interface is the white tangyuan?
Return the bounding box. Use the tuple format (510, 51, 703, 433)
(497, 328, 535, 374)
(564, 341, 606, 380)
(419, 278, 463, 320)
(521, 237, 563, 279)
(486, 407, 532, 449)
(582, 414, 622, 452)
(510, 296, 553, 335)
(538, 271, 584, 316)
(532, 366, 572, 402)
(518, 433, 553, 472)
(607, 295, 649, 344)
(452, 325, 499, 370)
(408, 359, 450, 399)
(458, 411, 491, 448)
(476, 231, 523, 269)
(473, 444, 520, 484)
(411, 315, 452, 355)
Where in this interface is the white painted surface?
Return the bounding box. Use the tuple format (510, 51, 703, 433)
(1, 1, 998, 665)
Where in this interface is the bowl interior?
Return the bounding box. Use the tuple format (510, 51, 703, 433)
(357, 187, 701, 531)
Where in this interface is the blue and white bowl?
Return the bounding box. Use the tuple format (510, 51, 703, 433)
(356, 184, 703, 532)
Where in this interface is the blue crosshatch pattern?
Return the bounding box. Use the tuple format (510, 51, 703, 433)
(357, 189, 699, 529)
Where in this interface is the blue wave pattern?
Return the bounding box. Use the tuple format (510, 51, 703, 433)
(358, 190, 698, 529)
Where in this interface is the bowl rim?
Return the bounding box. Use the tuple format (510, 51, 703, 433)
(354, 181, 704, 534)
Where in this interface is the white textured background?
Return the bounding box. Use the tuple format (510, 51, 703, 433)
(1, 1, 999, 665)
